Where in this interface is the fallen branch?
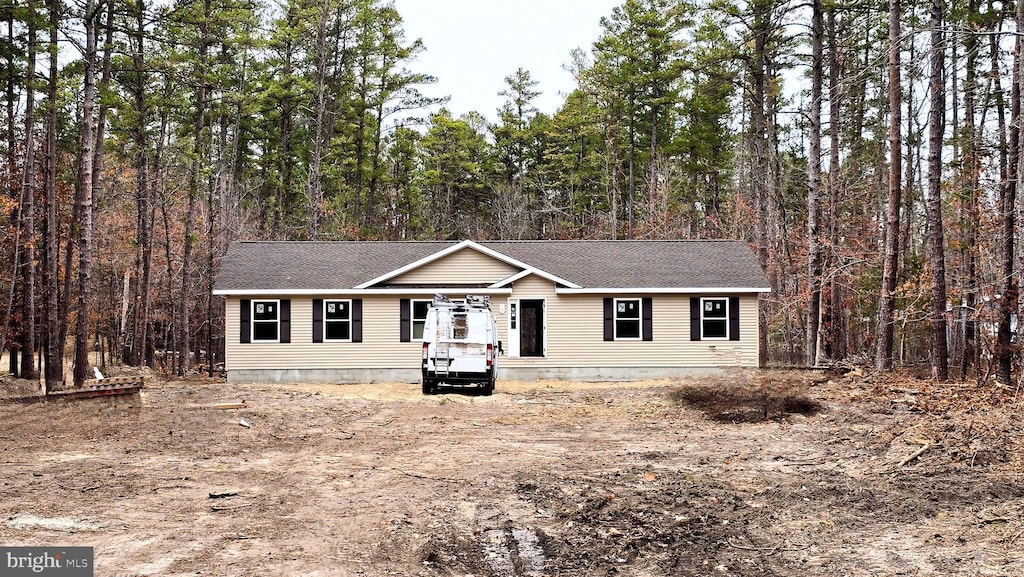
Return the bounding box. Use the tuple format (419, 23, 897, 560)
(211, 503, 253, 512)
(392, 468, 467, 484)
(58, 484, 101, 492)
(897, 441, 933, 467)
(726, 539, 809, 555)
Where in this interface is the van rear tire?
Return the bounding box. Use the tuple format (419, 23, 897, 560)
(422, 380, 436, 395)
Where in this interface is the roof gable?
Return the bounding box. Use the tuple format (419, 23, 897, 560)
(357, 240, 582, 290)
(380, 243, 521, 286)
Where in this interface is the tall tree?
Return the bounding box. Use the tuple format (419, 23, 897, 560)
(19, 2, 38, 380)
(178, 0, 212, 375)
(73, 0, 100, 388)
(492, 67, 541, 234)
(42, 0, 62, 387)
(925, 0, 947, 380)
(805, 0, 824, 367)
(677, 13, 736, 237)
(420, 109, 491, 238)
(591, 0, 689, 238)
(999, 0, 1022, 384)
(122, 0, 154, 367)
(876, 0, 903, 371)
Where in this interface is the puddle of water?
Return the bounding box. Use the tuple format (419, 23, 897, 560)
(479, 527, 546, 576)
(511, 528, 545, 576)
(481, 529, 514, 574)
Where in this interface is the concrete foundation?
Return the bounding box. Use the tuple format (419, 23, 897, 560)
(226, 366, 728, 384)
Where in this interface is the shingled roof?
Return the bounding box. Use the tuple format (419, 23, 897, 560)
(213, 240, 769, 293)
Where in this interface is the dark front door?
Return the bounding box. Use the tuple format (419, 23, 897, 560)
(520, 299, 544, 357)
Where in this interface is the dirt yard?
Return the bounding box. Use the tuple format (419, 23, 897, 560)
(1, 369, 1022, 576)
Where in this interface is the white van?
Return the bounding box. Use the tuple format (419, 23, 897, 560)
(421, 295, 500, 395)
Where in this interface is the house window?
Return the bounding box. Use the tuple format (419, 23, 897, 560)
(412, 300, 431, 340)
(603, 297, 652, 342)
(701, 297, 729, 339)
(325, 300, 352, 341)
(252, 300, 280, 341)
(615, 298, 642, 339)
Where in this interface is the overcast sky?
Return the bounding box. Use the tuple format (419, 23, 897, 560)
(391, 0, 622, 123)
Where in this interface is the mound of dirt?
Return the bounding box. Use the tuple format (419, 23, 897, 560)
(0, 376, 42, 401)
(672, 372, 823, 422)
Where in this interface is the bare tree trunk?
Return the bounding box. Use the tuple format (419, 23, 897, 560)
(4, 5, 14, 165)
(73, 0, 99, 389)
(958, 0, 981, 381)
(749, 4, 773, 368)
(369, 91, 387, 233)
(805, 0, 824, 367)
(626, 95, 635, 239)
(179, 0, 211, 376)
(355, 48, 370, 230)
(81, 0, 112, 371)
(43, 0, 63, 388)
(825, 8, 847, 362)
(876, 0, 902, 372)
(607, 126, 619, 240)
(127, 0, 153, 368)
(998, 0, 1022, 385)
(307, 2, 331, 240)
(926, 0, 948, 381)
(988, 1, 1008, 382)
(19, 10, 38, 381)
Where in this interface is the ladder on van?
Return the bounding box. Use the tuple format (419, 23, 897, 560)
(434, 309, 452, 377)
(435, 341, 450, 377)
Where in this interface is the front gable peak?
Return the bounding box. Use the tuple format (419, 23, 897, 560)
(355, 240, 582, 289)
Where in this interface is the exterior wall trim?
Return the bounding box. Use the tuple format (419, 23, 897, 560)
(214, 287, 516, 297)
(557, 287, 771, 294)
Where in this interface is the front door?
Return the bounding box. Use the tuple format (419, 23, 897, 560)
(519, 299, 545, 357)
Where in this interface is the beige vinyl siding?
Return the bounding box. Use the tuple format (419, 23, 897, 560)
(224, 281, 760, 373)
(497, 275, 759, 369)
(390, 247, 519, 285)
(225, 296, 425, 371)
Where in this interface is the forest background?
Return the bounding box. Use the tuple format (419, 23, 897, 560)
(1, 0, 1021, 389)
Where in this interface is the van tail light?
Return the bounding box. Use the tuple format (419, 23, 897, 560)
(422, 342, 429, 361)
(486, 343, 493, 367)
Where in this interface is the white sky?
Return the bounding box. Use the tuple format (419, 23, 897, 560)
(391, 0, 622, 123)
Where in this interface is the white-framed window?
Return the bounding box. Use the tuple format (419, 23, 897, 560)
(614, 298, 642, 339)
(412, 299, 431, 340)
(252, 300, 280, 342)
(701, 297, 729, 339)
(324, 299, 352, 341)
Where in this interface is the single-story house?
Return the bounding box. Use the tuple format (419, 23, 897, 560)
(212, 239, 770, 383)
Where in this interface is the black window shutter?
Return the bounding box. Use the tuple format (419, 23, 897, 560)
(279, 299, 291, 343)
(240, 299, 251, 343)
(642, 297, 653, 341)
(690, 297, 701, 341)
(312, 299, 323, 343)
(603, 298, 614, 341)
(399, 299, 411, 342)
(352, 299, 363, 343)
(729, 296, 740, 341)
